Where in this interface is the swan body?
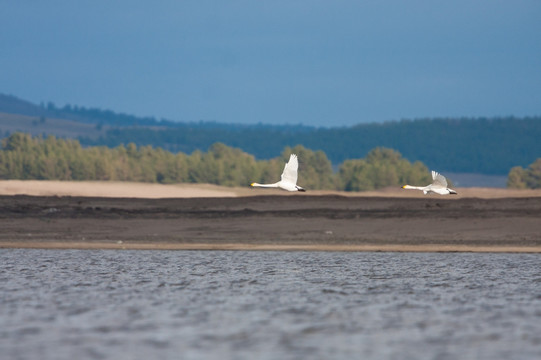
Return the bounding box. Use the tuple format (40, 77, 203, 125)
(402, 170, 457, 195)
(251, 154, 306, 192)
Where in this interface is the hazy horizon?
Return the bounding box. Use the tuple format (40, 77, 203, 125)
(2, 1, 540, 126)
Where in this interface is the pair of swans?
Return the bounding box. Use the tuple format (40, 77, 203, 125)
(251, 154, 457, 195)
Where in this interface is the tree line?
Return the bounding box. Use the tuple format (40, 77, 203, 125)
(0, 133, 433, 191)
(2, 94, 540, 176)
(78, 117, 541, 175)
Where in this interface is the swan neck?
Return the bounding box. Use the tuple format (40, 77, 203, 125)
(251, 183, 279, 188)
(402, 185, 424, 190)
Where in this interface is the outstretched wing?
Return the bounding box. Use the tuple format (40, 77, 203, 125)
(281, 154, 299, 185)
(431, 170, 448, 187)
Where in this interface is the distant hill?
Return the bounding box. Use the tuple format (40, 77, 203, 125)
(0, 93, 167, 128)
(1, 93, 540, 175)
(0, 93, 45, 117)
(0, 112, 106, 139)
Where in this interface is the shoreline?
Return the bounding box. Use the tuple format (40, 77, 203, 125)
(2, 179, 541, 199)
(1, 241, 540, 253)
(1, 190, 540, 253)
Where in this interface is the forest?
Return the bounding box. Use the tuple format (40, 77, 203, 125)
(78, 117, 541, 175)
(0, 133, 433, 191)
(1, 94, 540, 176)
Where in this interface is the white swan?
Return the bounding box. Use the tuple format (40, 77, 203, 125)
(251, 154, 306, 192)
(402, 170, 457, 195)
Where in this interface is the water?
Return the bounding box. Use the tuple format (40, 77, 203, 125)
(1, 249, 540, 360)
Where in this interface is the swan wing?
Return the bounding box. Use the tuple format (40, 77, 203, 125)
(281, 154, 299, 185)
(431, 170, 448, 187)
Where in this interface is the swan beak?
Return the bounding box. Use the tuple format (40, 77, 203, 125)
(401, 185, 406, 189)
(250, 183, 255, 187)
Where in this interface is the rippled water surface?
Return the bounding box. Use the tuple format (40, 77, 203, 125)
(1, 249, 540, 360)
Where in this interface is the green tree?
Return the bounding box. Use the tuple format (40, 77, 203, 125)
(338, 147, 430, 191)
(507, 166, 527, 189)
(508, 159, 541, 189)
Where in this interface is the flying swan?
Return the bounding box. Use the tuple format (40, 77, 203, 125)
(251, 154, 306, 192)
(402, 170, 457, 195)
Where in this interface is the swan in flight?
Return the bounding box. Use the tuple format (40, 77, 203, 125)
(402, 170, 457, 195)
(251, 154, 306, 192)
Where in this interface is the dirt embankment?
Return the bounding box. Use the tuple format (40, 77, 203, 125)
(1, 186, 540, 252)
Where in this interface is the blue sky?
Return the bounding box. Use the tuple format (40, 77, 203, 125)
(1, 1, 540, 126)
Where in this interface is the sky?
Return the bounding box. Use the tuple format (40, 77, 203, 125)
(1, 1, 540, 127)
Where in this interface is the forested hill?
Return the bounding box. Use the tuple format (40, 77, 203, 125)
(1, 93, 540, 175)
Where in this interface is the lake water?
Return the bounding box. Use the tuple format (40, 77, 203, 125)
(1, 249, 540, 360)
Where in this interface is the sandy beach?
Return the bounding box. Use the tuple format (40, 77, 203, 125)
(1, 180, 540, 252)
